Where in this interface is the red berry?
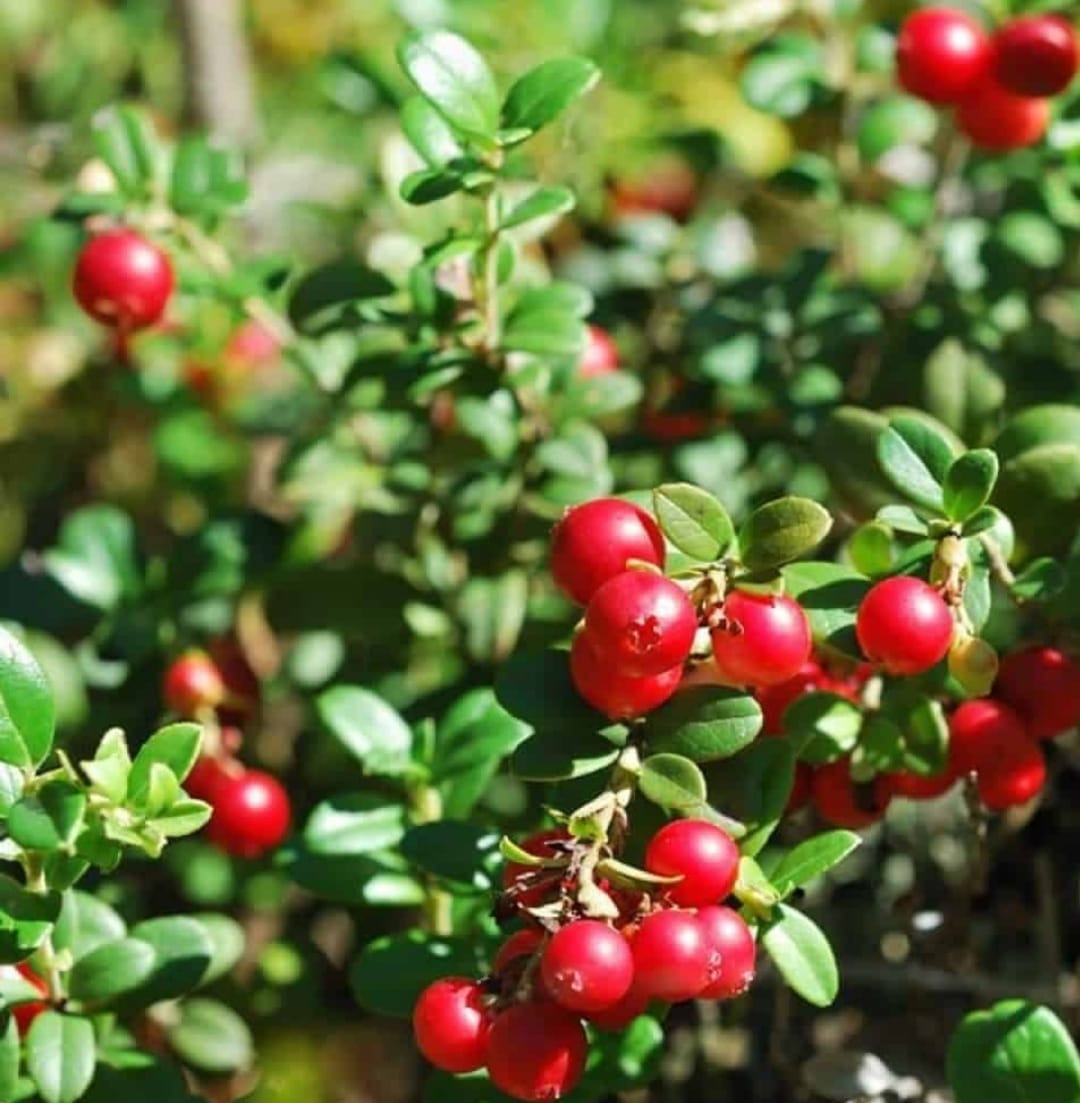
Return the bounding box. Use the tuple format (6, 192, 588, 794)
(812, 759, 893, 829)
(611, 159, 699, 222)
(586, 979, 652, 1032)
(413, 977, 491, 1074)
(948, 698, 1030, 775)
(711, 591, 813, 689)
(570, 633, 682, 720)
(697, 906, 757, 1000)
(995, 646, 1080, 740)
(787, 762, 814, 813)
(855, 577, 953, 676)
(887, 765, 957, 801)
(485, 1002, 588, 1102)
(225, 319, 281, 366)
(183, 755, 231, 803)
(583, 571, 697, 678)
(163, 651, 225, 717)
(896, 7, 990, 104)
(551, 499, 665, 606)
(579, 325, 619, 378)
(206, 769, 291, 858)
(643, 819, 740, 908)
(502, 829, 571, 908)
(977, 737, 1047, 810)
(1, 965, 49, 1036)
(955, 72, 1050, 151)
(630, 909, 709, 1003)
(993, 15, 1078, 98)
(493, 928, 545, 976)
(73, 229, 174, 331)
(540, 920, 634, 1014)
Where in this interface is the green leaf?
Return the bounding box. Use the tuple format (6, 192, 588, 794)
(315, 686, 414, 776)
(997, 443, 1080, 557)
(704, 739, 796, 856)
(495, 650, 607, 730)
(0, 766, 22, 815)
(877, 504, 930, 536)
(128, 723, 202, 804)
(168, 999, 253, 1075)
(399, 822, 502, 891)
(25, 1012, 96, 1103)
(996, 404, 1080, 463)
(501, 57, 600, 133)
(399, 167, 467, 205)
(8, 783, 86, 852)
(400, 96, 464, 166)
(0, 876, 62, 963)
(739, 497, 833, 571)
(943, 451, 999, 523)
(786, 692, 863, 763)
(761, 904, 839, 1007)
(79, 1060, 199, 1103)
(287, 260, 394, 337)
(923, 340, 1004, 444)
(456, 572, 528, 664)
(126, 917, 212, 1004)
(0, 1014, 17, 1103)
(1011, 558, 1067, 602)
(501, 185, 575, 230)
(652, 484, 734, 561)
(398, 31, 499, 142)
(68, 939, 156, 1004)
(190, 914, 244, 986)
(80, 729, 131, 804)
(52, 893, 126, 961)
(768, 831, 861, 897)
(303, 794, 407, 857)
(0, 626, 55, 770)
(947, 1000, 1080, 1103)
(512, 725, 621, 782)
(90, 106, 155, 195)
(783, 561, 869, 657)
(148, 799, 212, 838)
(42, 506, 139, 612)
(638, 754, 708, 810)
(350, 931, 482, 1018)
(643, 687, 762, 762)
(740, 38, 823, 118)
(877, 415, 958, 511)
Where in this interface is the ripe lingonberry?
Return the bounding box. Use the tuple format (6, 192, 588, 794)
(812, 759, 893, 829)
(183, 755, 231, 803)
(630, 909, 709, 1002)
(586, 979, 652, 1032)
(206, 770, 291, 858)
(948, 698, 1029, 775)
(697, 906, 757, 1000)
(583, 571, 697, 678)
(550, 499, 665, 606)
(993, 15, 1079, 98)
(887, 765, 957, 801)
(896, 7, 990, 104)
(610, 158, 699, 222)
(711, 590, 812, 688)
(493, 928, 545, 976)
(855, 576, 953, 676)
(995, 646, 1080, 740)
(413, 977, 491, 1074)
(579, 325, 619, 378)
(955, 73, 1050, 151)
(162, 651, 225, 717)
(976, 737, 1047, 810)
(643, 819, 740, 908)
(72, 229, 174, 331)
(225, 319, 281, 366)
(485, 1002, 588, 1102)
(570, 632, 682, 719)
(502, 828, 571, 908)
(540, 920, 634, 1014)
(1, 964, 49, 1036)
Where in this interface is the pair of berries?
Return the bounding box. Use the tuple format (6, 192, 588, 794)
(416, 818, 756, 1101)
(897, 9, 1078, 150)
(552, 498, 815, 719)
(73, 229, 174, 333)
(185, 751, 292, 859)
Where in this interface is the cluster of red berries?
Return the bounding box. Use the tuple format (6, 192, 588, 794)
(413, 818, 755, 1101)
(0, 964, 49, 1037)
(73, 228, 174, 333)
(897, 8, 1078, 150)
(162, 647, 291, 859)
(551, 497, 815, 720)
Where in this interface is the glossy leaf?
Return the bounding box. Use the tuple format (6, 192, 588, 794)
(68, 938, 156, 1003)
(128, 723, 202, 803)
(398, 31, 499, 141)
(169, 999, 253, 1075)
(740, 497, 833, 571)
(877, 415, 958, 511)
(315, 686, 414, 777)
(25, 1013, 96, 1103)
(303, 794, 407, 856)
(639, 754, 708, 810)
(643, 686, 761, 762)
(943, 450, 999, 523)
(652, 484, 734, 561)
(0, 627, 55, 770)
(8, 783, 86, 852)
(501, 57, 599, 132)
(761, 904, 839, 1007)
(501, 185, 575, 230)
(767, 831, 861, 896)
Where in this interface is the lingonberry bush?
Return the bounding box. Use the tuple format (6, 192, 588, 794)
(3, 3, 1080, 1102)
